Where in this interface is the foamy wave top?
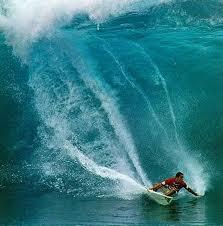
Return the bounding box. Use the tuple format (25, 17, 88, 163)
(0, 0, 170, 48)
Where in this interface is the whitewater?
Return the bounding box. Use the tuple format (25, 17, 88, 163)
(1, 0, 223, 224)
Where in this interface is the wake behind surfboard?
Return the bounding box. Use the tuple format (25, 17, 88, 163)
(147, 189, 173, 205)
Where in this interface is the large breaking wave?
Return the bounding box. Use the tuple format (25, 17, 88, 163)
(1, 0, 220, 198)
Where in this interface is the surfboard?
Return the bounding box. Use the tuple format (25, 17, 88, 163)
(147, 189, 173, 205)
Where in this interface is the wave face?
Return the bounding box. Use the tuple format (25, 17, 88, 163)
(1, 0, 223, 199)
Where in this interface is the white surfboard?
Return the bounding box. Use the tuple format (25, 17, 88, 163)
(147, 189, 173, 205)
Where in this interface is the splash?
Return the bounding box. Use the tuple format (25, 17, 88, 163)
(134, 43, 209, 195)
(71, 51, 149, 186)
(27, 33, 151, 198)
(0, 0, 171, 55)
(64, 140, 146, 195)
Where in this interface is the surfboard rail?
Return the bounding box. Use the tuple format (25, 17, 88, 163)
(146, 189, 173, 205)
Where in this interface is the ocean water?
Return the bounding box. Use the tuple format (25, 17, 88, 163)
(0, 0, 223, 224)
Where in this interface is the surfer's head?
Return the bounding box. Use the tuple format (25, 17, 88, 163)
(175, 172, 184, 182)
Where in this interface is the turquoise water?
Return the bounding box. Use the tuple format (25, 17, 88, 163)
(0, 0, 223, 224)
(0, 185, 220, 225)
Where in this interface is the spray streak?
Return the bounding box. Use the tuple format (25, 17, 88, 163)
(135, 43, 180, 146)
(69, 47, 149, 186)
(30, 63, 149, 196)
(60, 40, 149, 184)
(83, 76, 149, 186)
(134, 43, 208, 194)
(150, 57, 180, 146)
(64, 140, 147, 191)
(95, 37, 169, 139)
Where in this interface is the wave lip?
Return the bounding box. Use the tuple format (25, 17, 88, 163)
(0, 0, 172, 52)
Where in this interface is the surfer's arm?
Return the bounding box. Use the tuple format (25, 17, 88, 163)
(185, 186, 199, 196)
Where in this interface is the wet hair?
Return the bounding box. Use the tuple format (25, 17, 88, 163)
(176, 172, 184, 177)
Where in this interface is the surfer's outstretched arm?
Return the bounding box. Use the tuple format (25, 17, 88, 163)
(186, 187, 199, 196)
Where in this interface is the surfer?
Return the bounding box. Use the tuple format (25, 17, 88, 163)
(149, 172, 199, 197)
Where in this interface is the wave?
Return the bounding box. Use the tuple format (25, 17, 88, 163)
(0, 0, 171, 55)
(0, 0, 214, 198)
(1, 0, 223, 56)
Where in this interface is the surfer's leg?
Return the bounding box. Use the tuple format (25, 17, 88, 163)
(165, 189, 177, 196)
(159, 186, 169, 194)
